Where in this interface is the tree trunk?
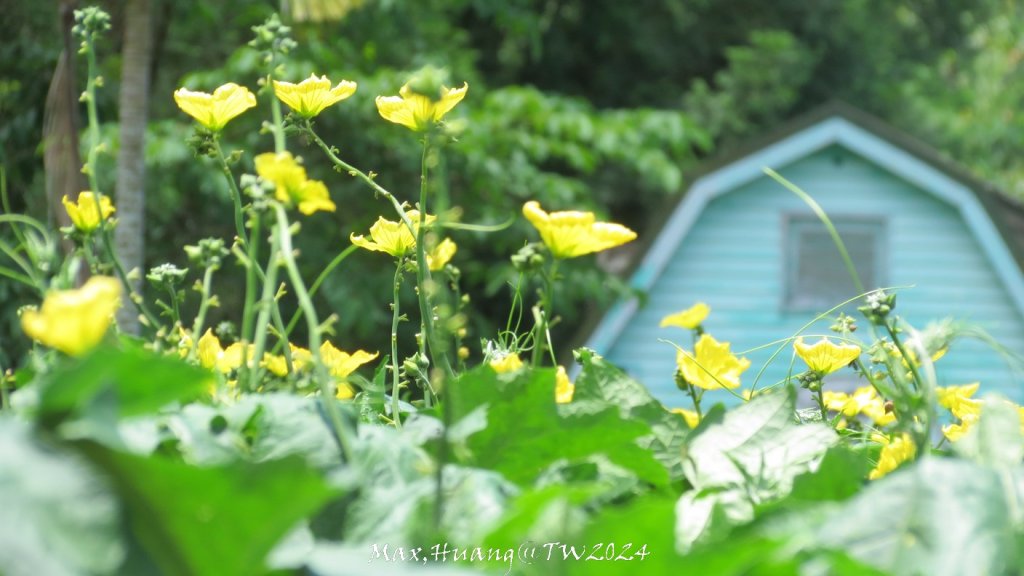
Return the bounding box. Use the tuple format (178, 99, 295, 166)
(43, 1, 83, 250)
(115, 0, 152, 334)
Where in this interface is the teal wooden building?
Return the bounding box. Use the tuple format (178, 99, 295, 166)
(585, 104, 1024, 407)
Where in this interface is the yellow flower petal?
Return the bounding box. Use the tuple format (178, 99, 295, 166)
(20, 276, 121, 356)
(254, 152, 334, 215)
(62, 192, 115, 232)
(273, 74, 357, 118)
(522, 201, 637, 259)
(375, 82, 468, 132)
(555, 366, 574, 404)
(196, 329, 223, 370)
(320, 341, 378, 379)
(676, 334, 750, 390)
(868, 433, 916, 480)
(350, 211, 434, 258)
(336, 382, 356, 400)
(489, 352, 523, 374)
(660, 302, 710, 330)
(427, 237, 458, 271)
(173, 82, 256, 131)
(262, 353, 289, 377)
(671, 407, 701, 429)
(794, 337, 861, 375)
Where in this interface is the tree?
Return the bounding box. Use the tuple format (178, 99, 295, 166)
(114, 0, 152, 333)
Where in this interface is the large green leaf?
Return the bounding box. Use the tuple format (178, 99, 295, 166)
(675, 388, 837, 551)
(682, 387, 836, 490)
(447, 366, 667, 487)
(572, 351, 688, 482)
(817, 458, 1018, 576)
(35, 345, 213, 424)
(82, 445, 337, 576)
(336, 418, 517, 546)
(0, 418, 123, 576)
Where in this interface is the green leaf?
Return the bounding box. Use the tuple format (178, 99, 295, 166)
(683, 387, 836, 491)
(564, 495, 680, 576)
(35, 345, 213, 424)
(81, 445, 337, 576)
(784, 444, 872, 504)
(817, 458, 1018, 576)
(572, 352, 688, 482)
(448, 366, 667, 487)
(0, 418, 124, 576)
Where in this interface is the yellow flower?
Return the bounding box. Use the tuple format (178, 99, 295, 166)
(350, 211, 434, 258)
(823, 386, 894, 426)
(427, 237, 457, 271)
(489, 352, 523, 373)
(173, 82, 256, 131)
(942, 413, 979, 443)
(660, 302, 710, 330)
(672, 407, 700, 429)
(289, 345, 313, 371)
(522, 201, 637, 259)
(868, 433, 916, 480)
(196, 329, 222, 370)
(195, 329, 249, 373)
(555, 366, 574, 404)
(320, 341, 378, 380)
(375, 82, 468, 132)
(262, 353, 289, 377)
(936, 382, 982, 420)
(62, 192, 115, 232)
(254, 152, 336, 215)
(676, 334, 751, 390)
(794, 337, 861, 375)
(21, 276, 121, 356)
(273, 74, 357, 118)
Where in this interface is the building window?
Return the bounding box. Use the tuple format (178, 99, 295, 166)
(784, 215, 886, 311)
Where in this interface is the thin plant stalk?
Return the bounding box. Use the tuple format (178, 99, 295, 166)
(274, 204, 352, 459)
(390, 258, 405, 428)
(248, 233, 282, 392)
(186, 265, 218, 362)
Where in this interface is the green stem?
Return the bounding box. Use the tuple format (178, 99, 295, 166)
(249, 235, 281, 392)
(0, 361, 8, 411)
(241, 215, 261, 343)
(167, 285, 182, 326)
(531, 260, 558, 367)
(212, 137, 248, 250)
(885, 322, 923, 392)
(687, 381, 703, 419)
(272, 244, 357, 354)
(186, 265, 217, 361)
(814, 386, 827, 421)
(274, 204, 352, 460)
(415, 138, 455, 381)
(304, 122, 417, 234)
(390, 259, 404, 429)
(269, 74, 286, 154)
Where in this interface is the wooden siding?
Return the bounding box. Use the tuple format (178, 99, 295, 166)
(605, 146, 1024, 407)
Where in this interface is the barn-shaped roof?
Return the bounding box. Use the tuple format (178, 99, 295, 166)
(585, 102, 1024, 356)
